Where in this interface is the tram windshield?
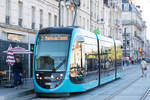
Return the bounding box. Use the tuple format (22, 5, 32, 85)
(35, 33, 70, 72)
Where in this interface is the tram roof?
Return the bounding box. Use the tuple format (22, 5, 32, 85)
(97, 34, 122, 45)
(38, 27, 75, 34)
(38, 27, 122, 45)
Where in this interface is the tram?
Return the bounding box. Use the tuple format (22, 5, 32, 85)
(33, 27, 123, 95)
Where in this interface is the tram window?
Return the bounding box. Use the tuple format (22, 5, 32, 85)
(70, 37, 84, 77)
(36, 56, 55, 71)
(86, 50, 98, 72)
(70, 35, 99, 83)
(100, 41, 115, 70)
(116, 45, 123, 67)
(81, 37, 99, 73)
(35, 34, 70, 72)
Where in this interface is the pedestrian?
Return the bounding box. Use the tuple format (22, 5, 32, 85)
(126, 57, 129, 66)
(12, 56, 23, 89)
(129, 57, 132, 64)
(140, 58, 147, 77)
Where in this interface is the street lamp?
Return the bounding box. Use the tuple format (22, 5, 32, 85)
(65, 0, 72, 7)
(58, 0, 80, 27)
(72, 0, 80, 26)
(58, 0, 72, 27)
(124, 28, 127, 57)
(58, 0, 62, 26)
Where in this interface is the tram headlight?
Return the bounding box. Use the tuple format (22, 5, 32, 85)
(60, 73, 63, 77)
(51, 75, 54, 79)
(36, 74, 39, 77)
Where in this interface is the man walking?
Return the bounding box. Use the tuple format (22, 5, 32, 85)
(140, 58, 147, 77)
(12, 56, 23, 88)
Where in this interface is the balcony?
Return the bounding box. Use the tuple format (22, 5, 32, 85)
(134, 34, 144, 43)
(122, 20, 143, 30)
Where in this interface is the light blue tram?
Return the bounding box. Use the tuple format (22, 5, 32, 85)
(33, 27, 123, 96)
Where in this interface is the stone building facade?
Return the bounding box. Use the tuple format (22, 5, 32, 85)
(122, 0, 147, 60)
(0, 0, 148, 78)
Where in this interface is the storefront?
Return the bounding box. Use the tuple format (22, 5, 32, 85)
(0, 39, 34, 86)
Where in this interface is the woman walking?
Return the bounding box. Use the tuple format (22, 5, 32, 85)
(141, 58, 147, 77)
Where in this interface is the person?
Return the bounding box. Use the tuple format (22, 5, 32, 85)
(129, 57, 132, 64)
(12, 56, 23, 88)
(140, 58, 147, 77)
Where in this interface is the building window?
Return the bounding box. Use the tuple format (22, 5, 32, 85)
(87, 0, 89, 9)
(87, 19, 89, 30)
(123, 4, 129, 11)
(40, 9, 43, 29)
(54, 15, 57, 27)
(83, 0, 85, 8)
(104, 0, 108, 6)
(7, 33, 23, 42)
(18, 1, 23, 27)
(71, 10, 74, 23)
(48, 13, 51, 27)
(32, 6, 35, 29)
(66, 8, 69, 26)
(6, 0, 11, 24)
(79, 16, 81, 26)
(62, 6, 64, 26)
(83, 17, 85, 29)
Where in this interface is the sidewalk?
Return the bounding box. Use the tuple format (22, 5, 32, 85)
(0, 78, 34, 100)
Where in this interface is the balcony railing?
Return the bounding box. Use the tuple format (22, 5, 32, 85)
(134, 34, 144, 43)
(122, 20, 143, 30)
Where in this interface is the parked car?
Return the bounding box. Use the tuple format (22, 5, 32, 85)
(144, 57, 150, 63)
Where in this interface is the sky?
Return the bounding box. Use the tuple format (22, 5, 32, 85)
(134, 0, 150, 40)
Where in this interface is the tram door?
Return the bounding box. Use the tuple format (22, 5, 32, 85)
(99, 40, 115, 80)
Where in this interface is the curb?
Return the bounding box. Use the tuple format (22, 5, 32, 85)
(0, 89, 34, 100)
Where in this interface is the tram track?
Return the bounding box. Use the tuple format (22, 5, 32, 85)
(104, 76, 141, 100)
(140, 87, 150, 100)
(104, 70, 150, 100)
(30, 64, 148, 100)
(85, 64, 142, 100)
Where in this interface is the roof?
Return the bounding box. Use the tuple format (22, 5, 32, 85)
(38, 27, 75, 34)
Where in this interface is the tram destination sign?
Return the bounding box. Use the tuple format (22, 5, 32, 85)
(40, 34, 68, 41)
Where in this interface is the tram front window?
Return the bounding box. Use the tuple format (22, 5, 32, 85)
(35, 34, 70, 72)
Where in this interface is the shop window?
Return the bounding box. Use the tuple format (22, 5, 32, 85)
(7, 33, 23, 42)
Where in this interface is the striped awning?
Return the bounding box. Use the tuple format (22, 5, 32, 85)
(4, 45, 33, 54)
(5, 44, 15, 66)
(11, 46, 33, 54)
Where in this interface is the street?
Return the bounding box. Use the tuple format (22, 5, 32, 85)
(14, 64, 150, 100)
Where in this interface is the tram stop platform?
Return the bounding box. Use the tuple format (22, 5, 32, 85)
(0, 78, 34, 100)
